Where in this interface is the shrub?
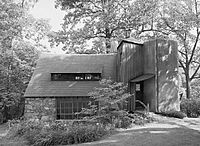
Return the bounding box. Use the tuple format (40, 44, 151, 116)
(6, 120, 43, 139)
(81, 79, 132, 128)
(181, 99, 200, 118)
(0, 112, 3, 124)
(128, 112, 155, 125)
(158, 110, 187, 119)
(9, 120, 109, 146)
(24, 123, 108, 146)
(114, 116, 132, 128)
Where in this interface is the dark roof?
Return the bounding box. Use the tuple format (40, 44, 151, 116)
(130, 74, 155, 82)
(50, 64, 103, 73)
(24, 53, 117, 97)
(117, 38, 144, 49)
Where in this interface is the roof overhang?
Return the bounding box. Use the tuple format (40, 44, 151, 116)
(117, 38, 144, 50)
(130, 74, 155, 83)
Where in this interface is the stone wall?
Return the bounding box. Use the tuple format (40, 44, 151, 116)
(25, 97, 56, 121)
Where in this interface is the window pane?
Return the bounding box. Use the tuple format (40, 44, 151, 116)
(56, 97, 90, 120)
(61, 108, 65, 113)
(73, 103, 77, 112)
(60, 115, 65, 119)
(78, 102, 82, 111)
(92, 74, 101, 80)
(61, 103, 65, 108)
(85, 74, 92, 80)
(75, 74, 84, 80)
(65, 115, 72, 119)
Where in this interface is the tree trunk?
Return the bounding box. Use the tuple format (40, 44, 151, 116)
(105, 38, 111, 53)
(185, 67, 191, 99)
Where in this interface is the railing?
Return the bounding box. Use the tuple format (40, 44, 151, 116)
(135, 100, 149, 113)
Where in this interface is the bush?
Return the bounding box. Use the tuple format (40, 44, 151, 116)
(0, 112, 4, 124)
(181, 99, 200, 118)
(6, 120, 43, 139)
(114, 116, 132, 128)
(10, 120, 109, 146)
(25, 123, 108, 146)
(128, 112, 155, 125)
(158, 110, 187, 119)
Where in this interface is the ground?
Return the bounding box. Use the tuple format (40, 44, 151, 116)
(0, 114, 200, 146)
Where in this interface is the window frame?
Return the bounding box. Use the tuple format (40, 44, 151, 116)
(51, 73, 101, 81)
(56, 97, 91, 120)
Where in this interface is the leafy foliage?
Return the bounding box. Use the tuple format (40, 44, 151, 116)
(0, 0, 50, 122)
(157, 110, 187, 119)
(181, 98, 200, 117)
(50, 0, 158, 53)
(52, 0, 200, 99)
(161, 0, 200, 99)
(80, 79, 132, 126)
(9, 120, 109, 146)
(191, 79, 200, 99)
(128, 112, 155, 125)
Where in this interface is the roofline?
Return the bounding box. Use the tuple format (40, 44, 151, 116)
(24, 96, 90, 98)
(40, 53, 117, 57)
(117, 39, 144, 50)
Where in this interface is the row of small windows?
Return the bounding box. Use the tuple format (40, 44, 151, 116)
(51, 73, 101, 81)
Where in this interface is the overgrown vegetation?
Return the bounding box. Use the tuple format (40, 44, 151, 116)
(157, 111, 187, 119)
(4, 79, 154, 146)
(80, 79, 133, 128)
(0, 0, 50, 123)
(7, 112, 154, 146)
(181, 98, 200, 118)
(6, 120, 108, 146)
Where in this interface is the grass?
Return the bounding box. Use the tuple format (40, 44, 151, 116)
(0, 123, 27, 146)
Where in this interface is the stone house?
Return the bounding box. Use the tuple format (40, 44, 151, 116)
(24, 39, 180, 120)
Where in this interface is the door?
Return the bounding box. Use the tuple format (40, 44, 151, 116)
(129, 83, 136, 112)
(135, 81, 144, 110)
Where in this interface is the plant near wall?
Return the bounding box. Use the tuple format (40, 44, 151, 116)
(181, 98, 200, 117)
(80, 79, 133, 128)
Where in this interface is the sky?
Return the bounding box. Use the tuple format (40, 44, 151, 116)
(30, 0, 65, 31)
(30, 0, 65, 53)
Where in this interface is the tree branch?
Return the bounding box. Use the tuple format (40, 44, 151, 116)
(190, 64, 200, 80)
(179, 59, 186, 71)
(188, 32, 200, 64)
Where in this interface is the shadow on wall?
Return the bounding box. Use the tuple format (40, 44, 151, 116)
(157, 40, 179, 112)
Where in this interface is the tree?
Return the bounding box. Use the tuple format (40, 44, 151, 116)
(159, 0, 200, 99)
(0, 0, 50, 120)
(50, 0, 158, 53)
(133, 0, 200, 99)
(80, 79, 132, 125)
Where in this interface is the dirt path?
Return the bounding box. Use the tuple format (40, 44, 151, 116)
(69, 116, 200, 146)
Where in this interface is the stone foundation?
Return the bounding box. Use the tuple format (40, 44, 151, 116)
(25, 97, 56, 121)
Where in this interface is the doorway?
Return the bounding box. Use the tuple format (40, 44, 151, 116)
(135, 82, 145, 110)
(129, 81, 144, 111)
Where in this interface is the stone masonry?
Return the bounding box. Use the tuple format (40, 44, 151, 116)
(24, 97, 56, 121)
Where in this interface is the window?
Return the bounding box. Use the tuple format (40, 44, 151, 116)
(51, 73, 101, 81)
(136, 84, 140, 91)
(56, 97, 91, 120)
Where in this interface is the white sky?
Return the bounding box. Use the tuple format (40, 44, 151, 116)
(29, 0, 94, 53)
(30, 0, 65, 53)
(30, 0, 65, 31)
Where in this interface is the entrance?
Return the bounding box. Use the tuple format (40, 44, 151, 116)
(129, 74, 155, 111)
(135, 82, 144, 110)
(129, 81, 144, 111)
